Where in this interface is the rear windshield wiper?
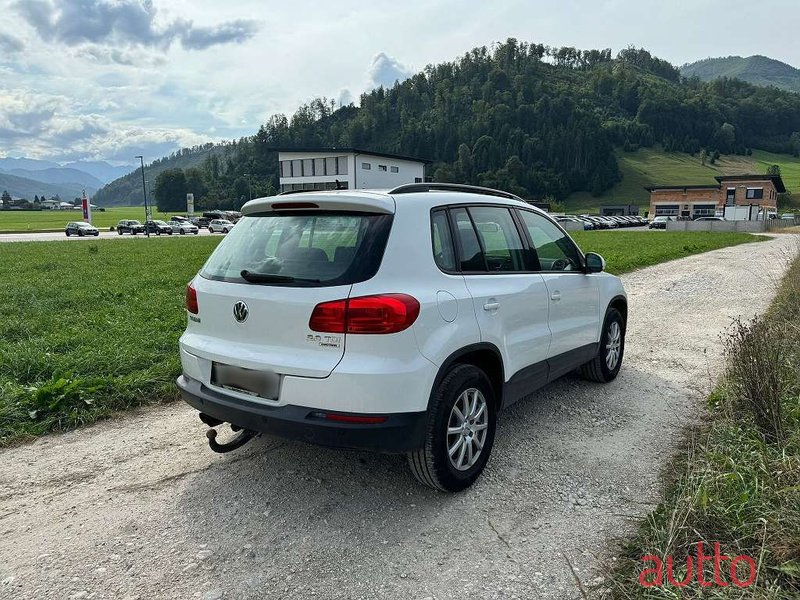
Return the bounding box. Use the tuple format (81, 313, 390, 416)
(240, 270, 321, 284)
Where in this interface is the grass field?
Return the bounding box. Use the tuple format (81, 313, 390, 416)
(566, 147, 800, 213)
(0, 231, 766, 445)
(0, 206, 179, 233)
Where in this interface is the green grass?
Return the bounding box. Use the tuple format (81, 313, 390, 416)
(565, 147, 800, 213)
(0, 206, 181, 233)
(601, 254, 800, 599)
(571, 231, 765, 274)
(0, 237, 222, 445)
(0, 230, 765, 445)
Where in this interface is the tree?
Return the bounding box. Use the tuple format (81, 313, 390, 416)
(154, 169, 187, 212)
(766, 164, 781, 176)
(184, 168, 208, 203)
(1, 190, 11, 208)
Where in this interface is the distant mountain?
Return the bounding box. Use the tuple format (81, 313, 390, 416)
(62, 160, 135, 184)
(0, 172, 92, 201)
(0, 157, 61, 172)
(681, 55, 800, 93)
(2, 167, 103, 192)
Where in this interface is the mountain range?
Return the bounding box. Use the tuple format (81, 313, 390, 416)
(0, 158, 134, 201)
(680, 55, 800, 93)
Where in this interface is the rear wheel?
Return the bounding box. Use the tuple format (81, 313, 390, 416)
(65, 231, 70, 237)
(222, 228, 229, 234)
(579, 307, 625, 383)
(407, 364, 496, 492)
(180, 229, 185, 235)
(78, 230, 85, 237)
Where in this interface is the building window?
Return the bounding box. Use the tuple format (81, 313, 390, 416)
(390, 166, 399, 173)
(692, 204, 717, 217)
(725, 188, 735, 204)
(378, 164, 387, 171)
(314, 158, 325, 176)
(325, 157, 337, 176)
(302, 159, 314, 176)
(415, 177, 423, 183)
(336, 156, 348, 175)
(746, 187, 764, 200)
(362, 162, 371, 170)
(654, 204, 679, 216)
(291, 160, 302, 178)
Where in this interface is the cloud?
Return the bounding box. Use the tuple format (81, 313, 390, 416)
(0, 33, 24, 53)
(180, 19, 260, 50)
(338, 88, 354, 106)
(13, 0, 259, 51)
(366, 52, 414, 89)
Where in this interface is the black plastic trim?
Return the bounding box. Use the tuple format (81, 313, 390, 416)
(178, 376, 427, 453)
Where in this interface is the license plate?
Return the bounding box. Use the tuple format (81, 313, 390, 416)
(211, 362, 280, 400)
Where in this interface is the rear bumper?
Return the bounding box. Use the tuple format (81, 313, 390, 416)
(177, 375, 427, 453)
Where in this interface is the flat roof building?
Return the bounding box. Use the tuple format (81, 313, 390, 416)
(277, 148, 430, 193)
(646, 174, 785, 219)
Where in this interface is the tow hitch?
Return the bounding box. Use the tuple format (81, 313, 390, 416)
(199, 413, 258, 453)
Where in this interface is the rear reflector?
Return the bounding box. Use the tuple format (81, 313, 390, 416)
(186, 281, 199, 314)
(309, 294, 420, 334)
(324, 413, 388, 424)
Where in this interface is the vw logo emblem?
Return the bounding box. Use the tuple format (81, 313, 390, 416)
(233, 301, 249, 323)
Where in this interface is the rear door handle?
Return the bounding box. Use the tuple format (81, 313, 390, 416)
(550, 291, 561, 302)
(483, 301, 500, 311)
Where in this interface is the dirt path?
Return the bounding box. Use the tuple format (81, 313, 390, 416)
(2, 235, 797, 600)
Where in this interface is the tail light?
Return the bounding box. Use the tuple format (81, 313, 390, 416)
(185, 281, 199, 314)
(309, 294, 420, 334)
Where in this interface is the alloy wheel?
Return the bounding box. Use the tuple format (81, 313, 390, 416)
(446, 388, 489, 471)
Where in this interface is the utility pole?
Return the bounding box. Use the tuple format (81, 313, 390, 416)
(135, 155, 150, 237)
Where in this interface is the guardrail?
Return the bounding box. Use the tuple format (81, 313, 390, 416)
(666, 218, 798, 233)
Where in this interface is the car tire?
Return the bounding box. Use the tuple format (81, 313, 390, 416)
(222, 228, 228, 234)
(65, 231, 70, 237)
(167, 230, 173, 235)
(194, 231, 199, 235)
(180, 229, 185, 235)
(94, 232, 99, 236)
(407, 364, 496, 492)
(578, 307, 625, 383)
(79, 230, 85, 237)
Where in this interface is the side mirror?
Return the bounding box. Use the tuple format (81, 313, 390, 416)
(585, 252, 605, 273)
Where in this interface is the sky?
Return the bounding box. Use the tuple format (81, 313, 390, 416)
(1, 0, 799, 166)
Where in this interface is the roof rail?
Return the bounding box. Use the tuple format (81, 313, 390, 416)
(388, 183, 524, 201)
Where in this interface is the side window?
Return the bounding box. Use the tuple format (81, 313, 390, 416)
(518, 210, 583, 271)
(467, 206, 527, 272)
(451, 207, 485, 271)
(431, 210, 456, 271)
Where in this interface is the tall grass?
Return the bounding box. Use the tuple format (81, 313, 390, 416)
(602, 251, 800, 598)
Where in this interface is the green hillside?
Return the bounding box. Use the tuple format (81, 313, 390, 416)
(565, 148, 800, 212)
(93, 41, 800, 212)
(0, 172, 91, 202)
(681, 55, 800, 93)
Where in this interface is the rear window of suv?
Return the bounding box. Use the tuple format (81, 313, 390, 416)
(200, 212, 392, 286)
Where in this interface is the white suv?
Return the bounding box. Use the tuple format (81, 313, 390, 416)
(177, 184, 627, 491)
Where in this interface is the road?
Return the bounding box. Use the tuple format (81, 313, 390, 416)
(0, 229, 217, 242)
(1, 235, 797, 600)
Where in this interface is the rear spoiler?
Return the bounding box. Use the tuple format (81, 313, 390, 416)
(242, 192, 395, 215)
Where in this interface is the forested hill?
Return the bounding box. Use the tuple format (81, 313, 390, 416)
(93, 41, 800, 209)
(681, 55, 800, 93)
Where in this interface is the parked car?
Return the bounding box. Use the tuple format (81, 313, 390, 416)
(170, 215, 189, 223)
(145, 220, 174, 235)
(191, 216, 210, 228)
(178, 183, 628, 491)
(116, 219, 145, 235)
(649, 216, 672, 229)
(65, 221, 99, 237)
(171, 221, 200, 235)
(780, 213, 796, 221)
(208, 219, 235, 233)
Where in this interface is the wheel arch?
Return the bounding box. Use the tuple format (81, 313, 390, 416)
(607, 294, 628, 325)
(430, 343, 505, 412)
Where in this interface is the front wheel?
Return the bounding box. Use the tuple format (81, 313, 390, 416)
(578, 307, 625, 383)
(407, 364, 496, 492)
(179, 229, 185, 235)
(222, 228, 229, 234)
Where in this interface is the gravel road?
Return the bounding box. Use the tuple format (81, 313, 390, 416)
(1, 234, 797, 600)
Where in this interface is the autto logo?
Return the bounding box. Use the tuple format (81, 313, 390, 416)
(639, 542, 756, 588)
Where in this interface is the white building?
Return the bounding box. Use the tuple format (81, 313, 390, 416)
(278, 148, 428, 193)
